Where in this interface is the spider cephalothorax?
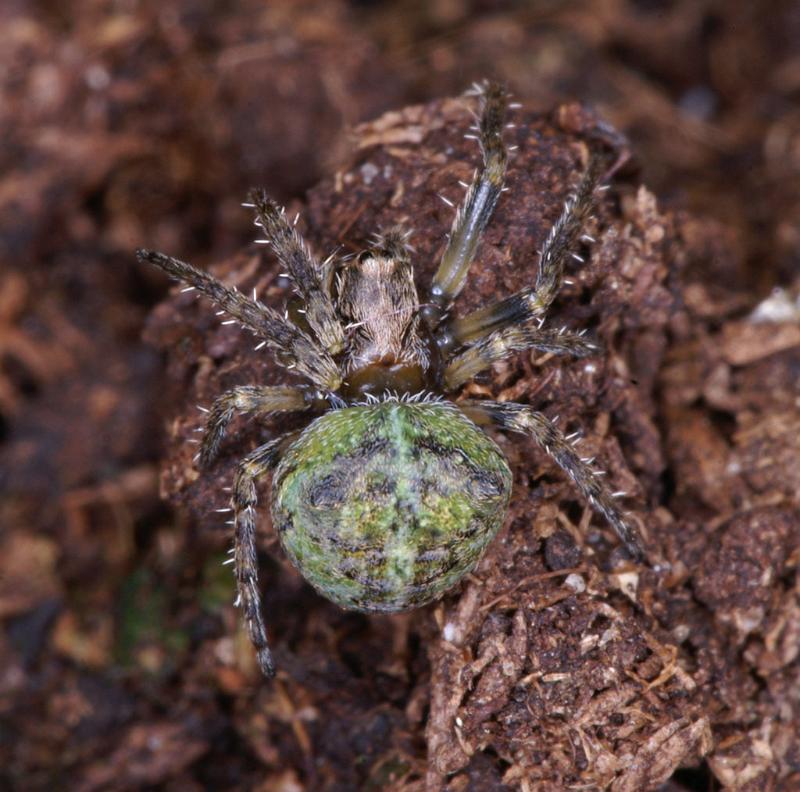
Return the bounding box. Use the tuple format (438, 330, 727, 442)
(138, 82, 646, 678)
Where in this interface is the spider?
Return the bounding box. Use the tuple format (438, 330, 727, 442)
(137, 82, 645, 678)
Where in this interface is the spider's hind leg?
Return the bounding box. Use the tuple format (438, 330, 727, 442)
(459, 400, 646, 560)
(199, 385, 310, 468)
(231, 434, 294, 677)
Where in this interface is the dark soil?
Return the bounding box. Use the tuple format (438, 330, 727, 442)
(1, 2, 798, 790)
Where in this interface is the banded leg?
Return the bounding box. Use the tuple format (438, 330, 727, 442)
(423, 82, 509, 324)
(231, 434, 290, 677)
(459, 400, 645, 560)
(137, 249, 342, 390)
(439, 152, 605, 347)
(444, 324, 598, 390)
(199, 385, 309, 468)
(248, 189, 344, 354)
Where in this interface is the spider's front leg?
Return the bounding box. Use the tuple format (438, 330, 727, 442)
(422, 81, 509, 326)
(459, 400, 646, 560)
(443, 324, 599, 390)
(248, 190, 344, 355)
(231, 434, 293, 678)
(440, 151, 605, 350)
(136, 249, 342, 390)
(199, 385, 310, 468)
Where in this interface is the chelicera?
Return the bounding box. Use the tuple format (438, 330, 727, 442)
(138, 82, 645, 678)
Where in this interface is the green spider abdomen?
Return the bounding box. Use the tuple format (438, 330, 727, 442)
(271, 400, 512, 612)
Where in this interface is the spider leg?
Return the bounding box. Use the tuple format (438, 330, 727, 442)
(423, 81, 509, 325)
(199, 385, 310, 468)
(249, 190, 344, 354)
(137, 249, 342, 390)
(459, 400, 646, 560)
(443, 325, 598, 390)
(231, 433, 294, 677)
(440, 152, 605, 348)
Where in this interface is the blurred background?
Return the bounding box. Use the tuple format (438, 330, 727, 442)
(1, 1, 798, 789)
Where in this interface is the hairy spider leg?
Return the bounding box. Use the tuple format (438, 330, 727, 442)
(459, 400, 646, 560)
(249, 190, 344, 354)
(443, 325, 599, 390)
(199, 385, 310, 468)
(136, 250, 342, 390)
(422, 81, 509, 326)
(231, 434, 293, 678)
(440, 152, 605, 349)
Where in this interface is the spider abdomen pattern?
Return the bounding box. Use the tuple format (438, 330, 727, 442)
(271, 400, 512, 612)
